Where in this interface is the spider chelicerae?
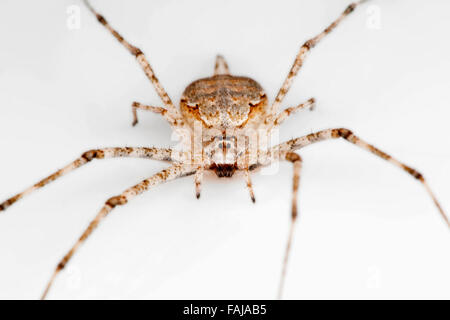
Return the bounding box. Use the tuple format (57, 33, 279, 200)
(0, 0, 448, 299)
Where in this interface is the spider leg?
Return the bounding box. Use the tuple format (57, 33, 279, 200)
(278, 152, 302, 299)
(83, 0, 181, 119)
(270, 0, 367, 115)
(0, 147, 177, 212)
(40, 164, 195, 299)
(274, 128, 449, 227)
(194, 168, 203, 199)
(244, 169, 256, 203)
(268, 97, 316, 127)
(214, 55, 230, 76)
(131, 102, 180, 127)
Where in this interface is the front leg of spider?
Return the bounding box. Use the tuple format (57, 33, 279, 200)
(0, 147, 175, 212)
(278, 152, 303, 299)
(41, 164, 195, 299)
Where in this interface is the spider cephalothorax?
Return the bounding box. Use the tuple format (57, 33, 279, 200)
(1, 0, 448, 300)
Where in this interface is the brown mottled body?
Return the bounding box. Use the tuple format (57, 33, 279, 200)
(180, 74, 268, 177)
(181, 75, 268, 130)
(0, 0, 447, 300)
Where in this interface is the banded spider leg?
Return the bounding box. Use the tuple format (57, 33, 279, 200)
(40, 164, 196, 299)
(267, 128, 449, 298)
(82, 0, 182, 122)
(269, 0, 368, 115)
(0, 147, 177, 211)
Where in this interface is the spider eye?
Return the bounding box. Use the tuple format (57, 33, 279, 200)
(218, 143, 224, 149)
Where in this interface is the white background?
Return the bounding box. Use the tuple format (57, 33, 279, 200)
(0, 0, 449, 299)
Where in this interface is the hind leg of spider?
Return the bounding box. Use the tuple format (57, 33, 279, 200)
(270, 0, 368, 115)
(277, 152, 302, 299)
(0, 147, 175, 212)
(41, 164, 195, 299)
(83, 0, 181, 119)
(131, 102, 179, 127)
(276, 128, 449, 227)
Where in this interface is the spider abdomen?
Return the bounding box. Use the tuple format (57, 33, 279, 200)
(180, 74, 268, 129)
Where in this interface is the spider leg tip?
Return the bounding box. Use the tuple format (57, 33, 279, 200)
(196, 193, 201, 199)
(0, 202, 8, 212)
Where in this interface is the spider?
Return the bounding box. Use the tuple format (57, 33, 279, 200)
(0, 0, 448, 299)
